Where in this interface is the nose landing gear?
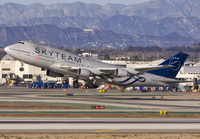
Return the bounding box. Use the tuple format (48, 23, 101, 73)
(19, 62, 24, 71)
(19, 67, 24, 71)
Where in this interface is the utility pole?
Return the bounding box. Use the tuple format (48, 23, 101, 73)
(157, 52, 159, 60)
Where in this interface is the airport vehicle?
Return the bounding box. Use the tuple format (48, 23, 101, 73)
(4, 41, 188, 88)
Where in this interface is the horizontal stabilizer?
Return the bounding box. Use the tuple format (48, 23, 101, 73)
(156, 79, 193, 84)
(135, 65, 174, 72)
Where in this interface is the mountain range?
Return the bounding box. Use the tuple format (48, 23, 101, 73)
(5, 16, 200, 39)
(0, 24, 196, 48)
(0, 0, 200, 48)
(1, 0, 200, 21)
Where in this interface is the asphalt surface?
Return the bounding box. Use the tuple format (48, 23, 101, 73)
(0, 118, 200, 134)
(0, 87, 200, 133)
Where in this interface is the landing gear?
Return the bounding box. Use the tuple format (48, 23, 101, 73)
(72, 78, 98, 89)
(73, 80, 79, 88)
(85, 79, 98, 88)
(85, 82, 98, 88)
(19, 67, 24, 71)
(19, 62, 24, 71)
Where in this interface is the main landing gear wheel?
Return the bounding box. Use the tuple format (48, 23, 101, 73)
(73, 80, 79, 88)
(85, 79, 98, 88)
(85, 83, 98, 88)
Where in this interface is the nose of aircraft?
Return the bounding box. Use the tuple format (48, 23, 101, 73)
(4, 46, 10, 54)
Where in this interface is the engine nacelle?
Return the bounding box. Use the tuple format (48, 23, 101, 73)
(77, 68, 93, 77)
(115, 68, 129, 77)
(47, 70, 64, 77)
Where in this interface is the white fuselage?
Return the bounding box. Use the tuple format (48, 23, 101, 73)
(4, 42, 177, 87)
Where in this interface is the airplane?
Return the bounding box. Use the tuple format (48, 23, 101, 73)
(4, 41, 188, 89)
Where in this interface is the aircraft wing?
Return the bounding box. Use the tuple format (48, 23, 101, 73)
(50, 64, 79, 70)
(97, 65, 173, 74)
(50, 63, 174, 76)
(98, 68, 120, 75)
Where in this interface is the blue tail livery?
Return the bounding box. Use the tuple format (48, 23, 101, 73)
(147, 52, 188, 78)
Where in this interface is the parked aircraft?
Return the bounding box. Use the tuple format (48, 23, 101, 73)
(4, 41, 188, 88)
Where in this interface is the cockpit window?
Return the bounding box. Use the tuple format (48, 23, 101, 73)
(18, 41, 24, 44)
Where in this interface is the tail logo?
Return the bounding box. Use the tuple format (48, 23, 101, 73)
(169, 57, 181, 71)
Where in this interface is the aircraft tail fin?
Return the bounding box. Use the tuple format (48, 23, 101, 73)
(147, 52, 188, 78)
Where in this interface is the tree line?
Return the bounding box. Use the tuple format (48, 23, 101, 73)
(126, 45, 200, 52)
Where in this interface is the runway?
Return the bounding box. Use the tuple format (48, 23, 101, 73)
(0, 87, 200, 134)
(0, 118, 200, 134)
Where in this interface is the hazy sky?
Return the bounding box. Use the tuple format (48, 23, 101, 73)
(0, 0, 151, 5)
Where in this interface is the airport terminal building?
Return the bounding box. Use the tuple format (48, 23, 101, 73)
(0, 55, 62, 86)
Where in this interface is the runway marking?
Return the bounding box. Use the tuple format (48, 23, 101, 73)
(93, 129, 118, 133)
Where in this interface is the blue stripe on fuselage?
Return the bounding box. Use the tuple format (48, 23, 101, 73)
(119, 77, 132, 83)
(118, 77, 146, 86)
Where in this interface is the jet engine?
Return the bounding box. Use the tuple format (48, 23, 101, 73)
(47, 70, 64, 77)
(114, 68, 129, 77)
(77, 68, 93, 77)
